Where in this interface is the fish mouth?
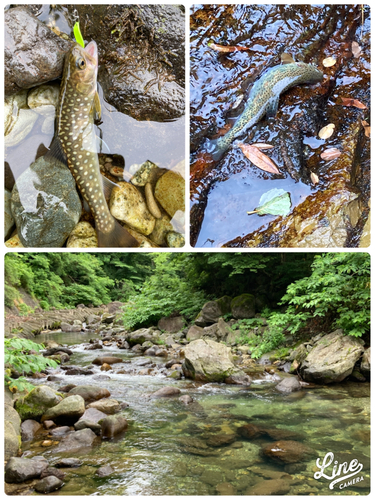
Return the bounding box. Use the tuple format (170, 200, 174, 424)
(84, 40, 98, 65)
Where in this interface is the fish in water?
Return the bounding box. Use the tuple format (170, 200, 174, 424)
(48, 41, 139, 247)
(207, 62, 323, 161)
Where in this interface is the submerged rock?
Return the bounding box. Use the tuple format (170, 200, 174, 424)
(56, 428, 98, 453)
(67, 221, 98, 248)
(96, 465, 114, 477)
(262, 440, 315, 464)
(68, 385, 111, 404)
(275, 377, 301, 393)
(21, 420, 42, 442)
(100, 415, 128, 438)
(152, 386, 181, 398)
(154, 170, 185, 218)
(245, 478, 291, 495)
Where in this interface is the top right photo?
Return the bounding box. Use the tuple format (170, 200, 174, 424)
(190, 4, 370, 248)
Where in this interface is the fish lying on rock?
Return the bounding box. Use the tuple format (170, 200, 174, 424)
(207, 62, 324, 161)
(47, 40, 139, 247)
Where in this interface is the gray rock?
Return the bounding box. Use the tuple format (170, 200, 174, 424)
(5, 188, 15, 239)
(101, 415, 128, 438)
(50, 426, 71, 437)
(157, 316, 185, 333)
(179, 395, 193, 405)
(11, 156, 81, 247)
(87, 399, 121, 415)
(77, 408, 108, 424)
(54, 458, 82, 468)
(15, 385, 60, 421)
(360, 347, 370, 379)
(74, 420, 102, 434)
(186, 325, 205, 341)
(4, 420, 21, 461)
(195, 301, 223, 326)
(262, 440, 315, 464)
(127, 328, 158, 346)
(5, 457, 48, 483)
(41, 395, 85, 424)
(21, 419, 42, 441)
(56, 428, 98, 453)
(231, 294, 256, 319)
(68, 385, 111, 404)
(92, 357, 123, 366)
(34, 475, 64, 493)
(275, 377, 301, 393)
(60, 322, 82, 333)
(96, 465, 114, 477)
(152, 386, 181, 398)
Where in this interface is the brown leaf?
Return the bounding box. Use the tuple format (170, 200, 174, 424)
(322, 56, 336, 67)
(310, 172, 319, 185)
(238, 143, 280, 174)
(251, 143, 274, 150)
(208, 42, 252, 53)
(352, 41, 362, 58)
(321, 148, 342, 161)
(280, 53, 295, 64)
(318, 123, 335, 139)
(361, 120, 371, 138)
(340, 97, 367, 109)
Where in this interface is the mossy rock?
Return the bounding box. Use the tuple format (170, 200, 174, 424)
(15, 385, 60, 421)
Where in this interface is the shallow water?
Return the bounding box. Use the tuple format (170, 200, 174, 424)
(26, 332, 371, 495)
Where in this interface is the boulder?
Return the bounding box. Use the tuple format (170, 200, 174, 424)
(54, 458, 82, 468)
(96, 465, 114, 477)
(237, 424, 265, 440)
(157, 316, 185, 333)
(182, 339, 249, 383)
(77, 408, 108, 425)
(68, 386, 111, 404)
(5, 457, 48, 483)
(87, 399, 121, 415)
(231, 294, 256, 319)
(15, 385, 60, 421)
(275, 377, 301, 393)
(262, 440, 315, 464)
(186, 325, 205, 341)
(4, 419, 21, 461)
(56, 428, 98, 453)
(60, 322, 82, 333)
(300, 330, 364, 383)
(100, 415, 128, 438)
(41, 395, 85, 424)
(179, 395, 194, 405)
(127, 328, 158, 346)
(21, 419, 42, 441)
(360, 347, 370, 379)
(195, 301, 223, 326)
(34, 476, 64, 493)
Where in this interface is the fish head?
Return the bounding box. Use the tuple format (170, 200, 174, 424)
(65, 41, 98, 97)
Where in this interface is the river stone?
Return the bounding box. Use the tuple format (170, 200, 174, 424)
(34, 476, 64, 493)
(231, 294, 256, 319)
(131, 160, 159, 187)
(166, 231, 185, 248)
(92, 356, 123, 365)
(186, 325, 205, 341)
(360, 347, 370, 379)
(100, 414, 128, 438)
(152, 386, 181, 398)
(5, 7, 72, 96)
(157, 316, 185, 333)
(15, 385, 60, 421)
(182, 339, 249, 383)
(275, 377, 301, 393)
(109, 182, 155, 235)
(40, 467, 65, 480)
(127, 328, 158, 346)
(27, 83, 60, 109)
(66, 221, 98, 247)
(262, 440, 315, 464)
(245, 479, 291, 495)
(87, 399, 121, 415)
(216, 482, 237, 495)
(195, 301, 223, 326)
(96, 465, 114, 477)
(5, 457, 48, 483)
(78, 408, 108, 425)
(179, 395, 194, 405)
(5, 420, 21, 461)
(60, 322, 82, 333)
(21, 419, 42, 441)
(56, 428, 98, 453)
(41, 395, 85, 424)
(154, 171, 185, 218)
(11, 156, 81, 247)
(237, 424, 265, 440)
(300, 330, 364, 383)
(50, 426, 71, 437)
(54, 458, 82, 468)
(68, 386, 111, 404)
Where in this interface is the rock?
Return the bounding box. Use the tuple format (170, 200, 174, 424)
(157, 316, 185, 333)
(186, 325, 205, 341)
(74, 420, 102, 434)
(54, 458, 82, 468)
(43, 420, 55, 430)
(237, 424, 265, 440)
(60, 322, 82, 333)
(5, 234, 24, 247)
(300, 330, 364, 383)
(5, 188, 15, 239)
(360, 347, 370, 379)
(92, 356, 123, 365)
(56, 428, 98, 453)
(231, 294, 256, 319)
(5, 457, 48, 483)
(101, 415, 128, 438)
(40, 467, 65, 480)
(96, 465, 114, 477)
(166, 231, 185, 248)
(245, 479, 291, 495)
(275, 377, 301, 393)
(109, 182, 155, 235)
(4, 420, 21, 461)
(21, 419, 42, 441)
(50, 426, 71, 437)
(67, 221, 98, 247)
(87, 399, 121, 415)
(77, 408, 108, 425)
(195, 301, 223, 326)
(127, 328, 158, 346)
(154, 171, 185, 218)
(206, 434, 236, 447)
(27, 83, 60, 109)
(101, 363, 112, 371)
(216, 483, 237, 495)
(131, 161, 159, 186)
(41, 395, 85, 424)
(179, 395, 193, 405)
(34, 476, 64, 493)
(182, 339, 249, 383)
(15, 385, 60, 421)
(68, 386, 111, 404)
(152, 386, 181, 398)
(155, 348, 168, 357)
(262, 440, 315, 464)
(11, 156, 81, 247)
(5, 7, 72, 96)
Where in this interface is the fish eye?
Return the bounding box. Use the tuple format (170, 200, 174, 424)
(76, 57, 86, 70)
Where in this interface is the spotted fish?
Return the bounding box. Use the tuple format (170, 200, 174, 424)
(207, 62, 323, 161)
(48, 41, 138, 247)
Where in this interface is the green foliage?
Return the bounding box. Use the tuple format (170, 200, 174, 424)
(231, 318, 285, 359)
(4, 338, 59, 392)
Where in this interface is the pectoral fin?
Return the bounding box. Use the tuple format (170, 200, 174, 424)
(266, 96, 279, 118)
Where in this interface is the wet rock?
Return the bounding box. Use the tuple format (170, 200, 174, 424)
(4, 410, 21, 461)
(5, 457, 48, 483)
(262, 427, 304, 441)
(60, 322, 82, 333)
(65, 367, 93, 376)
(5, 188, 15, 239)
(154, 171, 185, 218)
(216, 482, 237, 495)
(131, 160, 160, 186)
(152, 386, 181, 398)
(11, 156, 81, 247)
(157, 316, 185, 333)
(56, 428, 98, 453)
(127, 328, 158, 346)
(179, 395, 194, 405)
(27, 83, 60, 109)
(15, 385, 60, 421)
(74, 420, 102, 434)
(85, 343, 103, 350)
(231, 294, 256, 319)
(237, 424, 265, 440)
(166, 231, 185, 247)
(109, 182, 155, 235)
(5, 233, 24, 247)
(101, 363, 112, 371)
(54, 458, 82, 468)
(78, 408, 108, 425)
(21, 420, 42, 441)
(40, 467, 65, 480)
(225, 372, 252, 385)
(360, 347, 370, 379)
(300, 330, 364, 383)
(5, 7, 72, 96)
(245, 478, 291, 495)
(275, 376, 301, 393)
(68, 385, 111, 404)
(206, 434, 237, 447)
(186, 325, 205, 341)
(42, 395, 85, 425)
(155, 348, 168, 357)
(43, 420, 56, 430)
(50, 426, 72, 437)
(262, 440, 315, 464)
(92, 356, 124, 365)
(149, 214, 174, 245)
(4, 90, 28, 137)
(67, 221, 98, 248)
(101, 414, 128, 438)
(201, 469, 224, 486)
(96, 465, 114, 477)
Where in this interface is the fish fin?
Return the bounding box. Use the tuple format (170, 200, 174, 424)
(97, 219, 139, 248)
(96, 134, 110, 153)
(101, 174, 118, 199)
(93, 91, 101, 121)
(45, 136, 68, 165)
(266, 96, 279, 118)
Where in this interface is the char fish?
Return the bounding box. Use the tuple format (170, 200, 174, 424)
(207, 62, 323, 161)
(48, 41, 138, 247)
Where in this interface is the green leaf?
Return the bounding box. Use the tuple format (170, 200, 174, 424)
(248, 188, 291, 216)
(73, 21, 85, 48)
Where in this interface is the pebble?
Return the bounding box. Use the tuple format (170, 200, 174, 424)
(66, 222, 98, 248)
(5, 234, 24, 248)
(130, 160, 159, 186)
(27, 83, 60, 109)
(5, 108, 38, 148)
(154, 170, 185, 218)
(166, 231, 185, 248)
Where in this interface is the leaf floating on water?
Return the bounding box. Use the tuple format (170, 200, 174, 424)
(251, 143, 274, 150)
(311, 172, 319, 184)
(320, 148, 342, 161)
(339, 97, 367, 109)
(323, 56, 336, 67)
(207, 41, 252, 53)
(238, 143, 280, 174)
(73, 22, 85, 48)
(361, 120, 371, 138)
(352, 41, 362, 58)
(247, 189, 291, 216)
(318, 123, 335, 139)
(280, 53, 295, 64)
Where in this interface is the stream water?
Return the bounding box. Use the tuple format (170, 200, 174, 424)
(26, 331, 370, 495)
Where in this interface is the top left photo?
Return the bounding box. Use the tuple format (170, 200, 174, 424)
(5, 4, 186, 248)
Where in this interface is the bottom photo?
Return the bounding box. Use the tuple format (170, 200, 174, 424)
(4, 252, 370, 495)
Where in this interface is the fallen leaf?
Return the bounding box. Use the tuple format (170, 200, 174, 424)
(339, 97, 367, 109)
(320, 148, 342, 161)
(208, 41, 252, 53)
(361, 120, 371, 138)
(311, 172, 319, 184)
(352, 41, 362, 58)
(238, 143, 280, 174)
(323, 56, 336, 67)
(250, 143, 274, 150)
(318, 123, 335, 139)
(280, 53, 295, 64)
(247, 188, 291, 216)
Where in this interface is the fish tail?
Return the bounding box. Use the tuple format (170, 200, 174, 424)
(205, 137, 228, 162)
(97, 219, 139, 247)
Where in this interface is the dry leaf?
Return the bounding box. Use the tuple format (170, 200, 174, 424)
(281, 53, 295, 64)
(208, 42, 252, 53)
(251, 143, 274, 150)
(311, 172, 319, 184)
(361, 120, 371, 138)
(340, 97, 367, 109)
(321, 148, 342, 161)
(318, 123, 335, 139)
(352, 41, 362, 58)
(238, 143, 280, 174)
(323, 56, 336, 67)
